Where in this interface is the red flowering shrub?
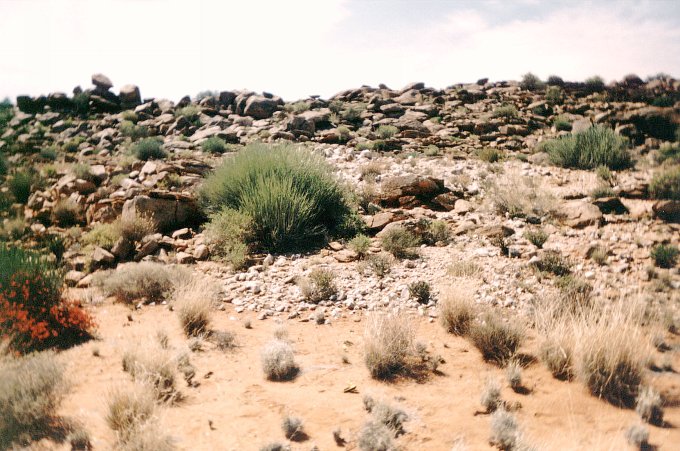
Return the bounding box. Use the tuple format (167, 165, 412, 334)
(0, 246, 95, 353)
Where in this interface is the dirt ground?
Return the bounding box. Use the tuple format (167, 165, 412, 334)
(31, 297, 679, 451)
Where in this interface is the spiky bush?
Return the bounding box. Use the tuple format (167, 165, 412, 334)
(408, 280, 431, 304)
(0, 351, 65, 447)
(0, 246, 94, 352)
(649, 165, 680, 200)
(542, 125, 631, 170)
(349, 234, 372, 258)
(132, 137, 167, 161)
(201, 136, 227, 154)
(468, 312, 523, 366)
(651, 243, 679, 268)
(200, 143, 357, 252)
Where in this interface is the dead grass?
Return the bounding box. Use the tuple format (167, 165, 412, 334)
(298, 268, 337, 303)
(261, 339, 299, 381)
(636, 386, 664, 426)
(0, 351, 66, 447)
(174, 277, 220, 337)
(121, 345, 178, 401)
(94, 262, 189, 304)
(119, 421, 175, 451)
(448, 260, 482, 278)
(106, 383, 156, 440)
(358, 421, 395, 451)
(488, 171, 556, 219)
(489, 408, 520, 450)
(468, 312, 524, 366)
(439, 290, 476, 335)
(480, 378, 502, 413)
(364, 313, 418, 379)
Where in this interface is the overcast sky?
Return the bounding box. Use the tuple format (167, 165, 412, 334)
(1, 0, 679, 102)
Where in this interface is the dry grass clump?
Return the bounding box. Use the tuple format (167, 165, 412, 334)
(538, 329, 575, 381)
(281, 415, 304, 441)
(299, 268, 337, 303)
(439, 291, 476, 335)
(94, 262, 189, 304)
(489, 408, 520, 450)
(364, 313, 417, 379)
(358, 421, 395, 451)
(106, 383, 156, 439)
(363, 395, 409, 436)
(480, 378, 502, 413)
(118, 214, 156, 243)
(380, 226, 420, 259)
(532, 250, 571, 276)
(625, 423, 650, 450)
(506, 360, 523, 392)
(0, 351, 65, 447)
(468, 312, 524, 366)
(488, 172, 556, 219)
(448, 259, 482, 278)
(364, 253, 394, 278)
(121, 346, 178, 401)
(119, 422, 175, 451)
(636, 386, 664, 425)
(261, 339, 299, 381)
(174, 277, 219, 337)
(260, 442, 291, 451)
(67, 427, 92, 450)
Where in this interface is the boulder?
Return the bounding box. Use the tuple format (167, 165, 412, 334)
(119, 84, 141, 108)
(592, 197, 629, 215)
(122, 191, 202, 233)
(378, 175, 448, 208)
(243, 95, 279, 119)
(92, 73, 113, 90)
(652, 200, 680, 222)
(558, 200, 603, 228)
(92, 247, 115, 265)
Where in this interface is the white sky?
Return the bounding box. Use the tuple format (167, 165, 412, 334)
(1, 0, 679, 102)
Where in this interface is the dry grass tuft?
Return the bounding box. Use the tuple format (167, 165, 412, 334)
(636, 386, 664, 425)
(468, 312, 524, 366)
(119, 421, 175, 451)
(261, 340, 299, 381)
(106, 383, 156, 440)
(121, 345, 178, 401)
(439, 291, 476, 335)
(489, 408, 520, 450)
(174, 277, 219, 337)
(364, 313, 418, 379)
(94, 262, 189, 304)
(281, 415, 304, 441)
(358, 421, 395, 451)
(481, 378, 502, 413)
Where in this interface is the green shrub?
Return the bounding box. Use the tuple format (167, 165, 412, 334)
(585, 76, 606, 93)
(524, 228, 548, 248)
(553, 115, 572, 132)
(649, 165, 680, 200)
(520, 72, 544, 91)
(349, 234, 371, 258)
(532, 250, 571, 276)
(477, 147, 503, 163)
(0, 351, 65, 447)
(39, 146, 58, 161)
(492, 104, 518, 119)
(655, 143, 680, 165)
(365, 253, 393, 278)
(590, 184, 616, 199)
(650, 244, 679, 268)
(120, 120, 148, 140)
(83, 223, 122, 250)
(469, 312, 524, 366)
(201, 136, 227, 154)
(200, 143, 356, 252)
(545, 86, 564, 105)
(0, 152, 7, 176)
(9, 171, 34, 203)
(408, 280, 431, 304)
(541, 125, 631, 170)
(132, 137, 167, 161)
(423, 220, 450, 244)
(176, 105, 201, 123)
(121, 110, 138, 122)
(284, 101, 310, 114)
(342, 105, 364, 123)
(204, 209, 253, 269)
(0, 246, 94, 352)
(376, 125, 398, 139)
(380, 226, 419, 258)
(94, 262, 186, 304)
(62, 137, 84, 153)
(299, 268, 337, 303)
(52, 199, 82, 227)
(0, 217, 27, 241)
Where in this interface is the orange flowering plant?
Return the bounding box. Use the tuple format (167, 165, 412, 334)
(0, 246, 95, 353)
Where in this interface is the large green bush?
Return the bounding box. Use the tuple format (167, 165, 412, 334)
(132, 137, 166, 161)
(541, 125, 631, 170)
(8, 171, 34, 203)
(200, 143, 357, 252)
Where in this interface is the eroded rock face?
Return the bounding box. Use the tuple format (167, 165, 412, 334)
(558, 201, 603, 228)
(243, 95, 279, 119)
(378, 175, 450, 209)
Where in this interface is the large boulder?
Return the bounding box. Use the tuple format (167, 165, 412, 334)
(122, 191, 203, 233)
(119, 84, 141, 109)
(243, 95, 279, 119)
(652, 200, 680, 223)
(378, 175, 449, 209)
(558, 200, 603, 228)
(91, 73, 113, 90)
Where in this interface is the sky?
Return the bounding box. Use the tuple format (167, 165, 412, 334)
(0, 0, 679, 102)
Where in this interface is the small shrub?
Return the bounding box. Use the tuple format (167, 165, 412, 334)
(121, 346, 177, 401)
(0, 351, 65, 447)
(284, 101, 310, 114)
(408, 280, 431, 304)
(481, 378, 502, 413)
(490, 174, 556, 219)
(299, 268, 337, 303)
(625, 424, 650, 450)
(358, 421, 394, 451)
(524, 229, 548, 248)
(261, 339, 299, 381)
(0, 217, 27, 241)
(478, 147, 503, 163)
(520, 72, 544, 91)
(368, 399, 408, 435)
(649, 165, 680, 200)
(364, 313, 416, 379)
(490, 409, 519, 450)
(545, 86, 564, 105)
(541, 125, 631, 170)
(381, 226, 420, 258)
(52, 198, 82, 226)
(376, 125, 398, 139)
(539, 336, 574, 380)
(635, 386, 664, 425)
(650, 243, 678, 268)
(0, 152, 7, 176)
(555, 275, 593, 314)
(176, 105, 200, 123)
(424, 144, 440, 156)
(0, 246, 94, 353)
(83, 222, 121, 250)
(469, 312, 523, 366)
(439, 292, 475, 335)
(120, 422, 175, 451)
(282, 415, 304, 441)
(67, 427, 92, 450)
(106, 384, 156, 438)
(94, 262, 184, 304)
(590, 246, 608, 265)
(9, 171, 33, 203)
(655, 142, 680, 165)
(118, 214, 156, 243)
(365, 253, 393, 278)
(174, 278, 215, 337)
(39, 146, 58, 161)
(532, 250, 571, 276)
(349, 234, 372, 258)
(584, 76, 605, 93)
(201, 136, 227, 154)
(547, 75, 564, 86)
(595, 165, 615, 184)
(132, 137, 167, 161)
(424, 220, 450, 244)
(590, 184, 615, 199)
(120, 120, 148, 140)
(553, 115, 572, 132)
(212, 330, 235, 351)
(492, 105, 518, 119)
(506, 360, 522, 391)
(449, 260, 482, 278)
(342, 105, 364, 123)
(200, 143, 356, 252)
(63, 137, 84, 153)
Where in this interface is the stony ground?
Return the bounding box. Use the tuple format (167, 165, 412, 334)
(1, 73, 680, 450)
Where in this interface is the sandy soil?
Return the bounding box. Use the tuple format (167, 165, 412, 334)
(34, 297, 680, 451)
